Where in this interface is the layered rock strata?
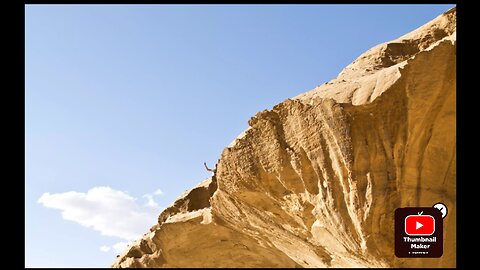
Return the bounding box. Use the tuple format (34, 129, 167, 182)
(113, 7, 456, 268)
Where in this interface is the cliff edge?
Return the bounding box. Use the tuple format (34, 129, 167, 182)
(113, 7, 456, 268)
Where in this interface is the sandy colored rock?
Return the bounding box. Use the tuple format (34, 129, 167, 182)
(113, 7, 456, 268)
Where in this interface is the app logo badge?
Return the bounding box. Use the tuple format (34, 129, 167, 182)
(394, 205, 446, 258)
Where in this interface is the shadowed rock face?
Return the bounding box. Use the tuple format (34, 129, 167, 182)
(113, 7, 456, 268)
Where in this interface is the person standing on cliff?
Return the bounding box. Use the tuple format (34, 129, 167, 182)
(204, 162, 216, 176)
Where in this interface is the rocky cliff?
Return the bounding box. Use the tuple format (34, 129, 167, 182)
(113, 7, 456, 268)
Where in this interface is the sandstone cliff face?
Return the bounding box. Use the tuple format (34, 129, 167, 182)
(113, 8, 456, 268)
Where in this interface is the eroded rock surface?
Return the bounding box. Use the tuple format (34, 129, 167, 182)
(113, 7, 456, 268)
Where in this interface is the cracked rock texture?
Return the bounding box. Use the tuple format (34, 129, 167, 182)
(113, 7, 456, 268)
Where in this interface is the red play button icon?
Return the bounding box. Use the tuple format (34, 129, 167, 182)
(405, 214, 435, 236)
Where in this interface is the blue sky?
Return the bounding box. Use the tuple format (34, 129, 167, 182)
(25, 4, 454, 267)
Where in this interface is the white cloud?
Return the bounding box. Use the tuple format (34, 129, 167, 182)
(99, 241, 132, 254)
(142, 188, 164, 208)
(142, 194, 159, 208)
(38, 186, 161, 241)
(154, 189, 164, 196)
(99, 245, 111, 252)
(112, 241, 130, 254)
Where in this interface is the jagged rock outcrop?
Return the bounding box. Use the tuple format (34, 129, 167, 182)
(113, 7, 456, 268)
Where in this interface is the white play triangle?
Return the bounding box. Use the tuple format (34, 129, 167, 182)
(416, 221, 424, 230)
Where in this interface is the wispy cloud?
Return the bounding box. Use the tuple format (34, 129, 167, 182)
(100, 241, 132, 254)
(142, 188, 165, 209)
(142, 194, 160, 208)
(38, 186, 163, 242)
(154, 189, 164, 196)
(99, 245, 111, 252)
(112, 241, 130, 253)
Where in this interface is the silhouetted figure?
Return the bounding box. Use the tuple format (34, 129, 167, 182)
(204, 162, 216, 174)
